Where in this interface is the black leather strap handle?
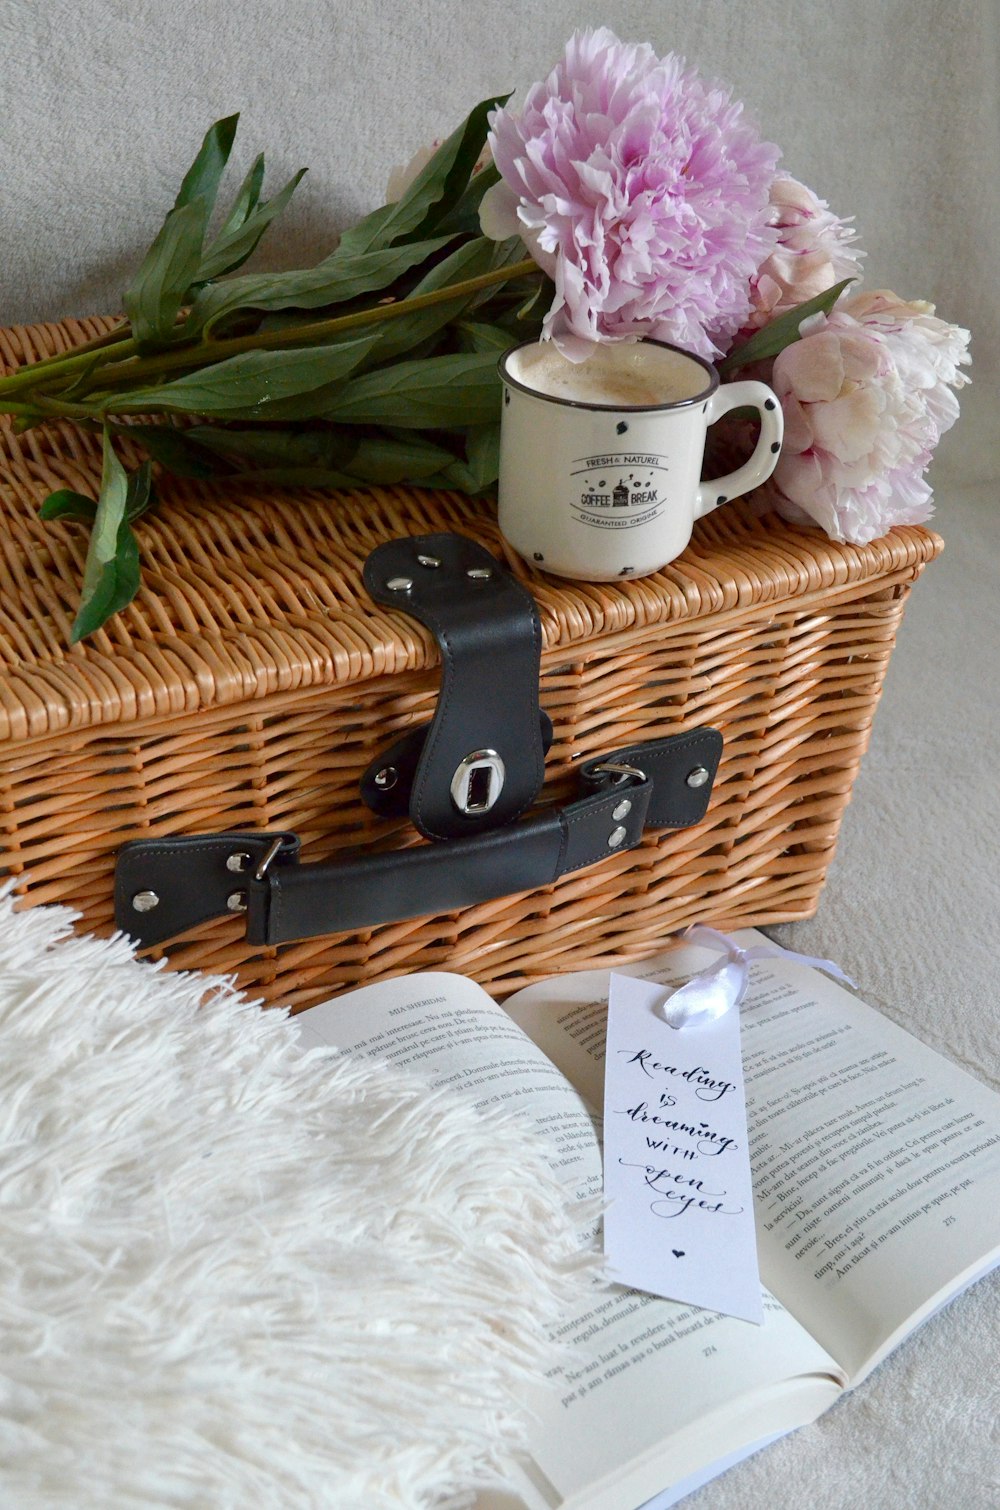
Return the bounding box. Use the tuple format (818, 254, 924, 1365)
(114, 728, 722, 949)
(363, 533, 546, 840)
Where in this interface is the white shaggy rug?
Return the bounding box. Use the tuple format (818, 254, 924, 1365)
(0, 889, 581, 1509)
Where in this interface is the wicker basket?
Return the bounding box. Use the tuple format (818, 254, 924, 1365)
(0, 317, 942, 1010)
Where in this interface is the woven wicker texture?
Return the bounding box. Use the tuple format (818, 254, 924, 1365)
(0, 318, 942, 1008)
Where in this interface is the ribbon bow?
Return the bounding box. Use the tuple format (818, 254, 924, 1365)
(658, 924, 857, 1030)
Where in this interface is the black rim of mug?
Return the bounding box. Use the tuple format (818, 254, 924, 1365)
(497, 336, 720, 413)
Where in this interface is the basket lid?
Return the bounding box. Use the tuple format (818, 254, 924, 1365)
(0, 318, 941, 746)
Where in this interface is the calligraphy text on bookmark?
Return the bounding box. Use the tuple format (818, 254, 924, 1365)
(603, 972, 763, 1324)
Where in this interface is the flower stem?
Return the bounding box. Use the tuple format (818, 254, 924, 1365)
(0, 259, 541, 413)
(29, 393, 101, 420)
(0, 323, 138, 398)
(94, 258, 540, 396)
(0, 401, 49, 419)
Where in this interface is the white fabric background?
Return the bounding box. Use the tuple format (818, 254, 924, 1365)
(1, 3, 998, 1507)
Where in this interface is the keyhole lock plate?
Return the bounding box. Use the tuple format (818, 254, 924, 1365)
(450, 750, 506, 815)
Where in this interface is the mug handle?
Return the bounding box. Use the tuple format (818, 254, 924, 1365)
(695, 380, 784, 519)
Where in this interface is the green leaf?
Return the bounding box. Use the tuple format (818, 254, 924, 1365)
(115, 335, 380, 419)
(174, 114, 240, 212)
(188, 426, 459, 488)
(218, 466, 364, 487)
(38, 489, 98, 522)
(195, 166, 308, 283)
(92, 429, 130, 561)
(116, 423, 227, 479)
(454, 319, 521, 356)
(123, 198, 211, 347)
(69, 432, 142, 642)
(433, 161, 501, 237)
(41, 449, 155, 528)
(70, 516, 141, 643)
(186, 425, 359, 474)
(215, 152, 266, 239)
(123, 460, 156, 522)
(463, 424, 500, 490)
(465, 237, 536, 311)
(122, 116, 243, 346)
(336, 94, 508, 256)
(412, 96, 506, 239)
(188, 236, 455, 334)
(718, 279, 857, 374)
(344, 433, 459, 483)
(424, 425, 501, 494)
(356, 236, 521, 368)
(321, 352, 502, 427)
(40, 461, 155, 529)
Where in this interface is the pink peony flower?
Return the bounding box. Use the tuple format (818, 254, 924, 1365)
(480, 28, 780, 361)
(745, 175, 864, 330)
(766, 290, 971, 543)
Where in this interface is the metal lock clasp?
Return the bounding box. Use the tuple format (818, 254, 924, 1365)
(450, 749, 506, 815)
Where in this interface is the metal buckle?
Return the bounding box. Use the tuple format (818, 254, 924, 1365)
(591, 760, 647, 786)
(254, 837, 285, 882)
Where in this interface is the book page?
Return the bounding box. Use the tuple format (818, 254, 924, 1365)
(295, 970, 603, 1214)
(739, 949, 1000, 1381)
(297, 972, 843, 1510)
(503, 932, 1000, 1384)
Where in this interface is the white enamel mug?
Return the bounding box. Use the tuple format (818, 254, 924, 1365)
(497, 339, 784, 581)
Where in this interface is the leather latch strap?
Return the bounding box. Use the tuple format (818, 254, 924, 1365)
(363, 533, 546, 841)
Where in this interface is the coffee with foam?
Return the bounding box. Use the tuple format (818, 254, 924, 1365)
(510, 341, 709, 408)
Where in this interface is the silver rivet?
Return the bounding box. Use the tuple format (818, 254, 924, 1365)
(131, 890, 159, 913)
(227, 891, 248, 913)
(686, 766, 710, 789)
(417, 554, 441, 568)
(608, 825, 628, 849)
(612, 799, 632, 821)
(374, 766, 398, 790)
(466, 567, 492, 580)
(386, 576, 413, 592)
(226, 851, 251, 873)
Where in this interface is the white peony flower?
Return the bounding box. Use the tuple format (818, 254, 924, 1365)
(767, 289, 971, 543)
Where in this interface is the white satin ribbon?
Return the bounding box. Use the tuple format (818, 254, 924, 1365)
(657, 924, 857, 1030)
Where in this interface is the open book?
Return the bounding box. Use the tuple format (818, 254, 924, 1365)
(293, 931, 1000, 1510)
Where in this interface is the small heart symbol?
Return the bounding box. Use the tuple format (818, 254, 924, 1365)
(672, 1249, 685, 1258)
